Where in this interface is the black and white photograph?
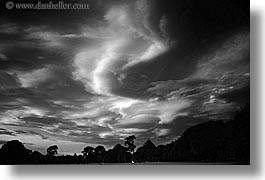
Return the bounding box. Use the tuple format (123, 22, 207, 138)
(0, 0, 250, 165)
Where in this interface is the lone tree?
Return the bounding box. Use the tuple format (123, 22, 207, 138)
(46, 145, 58, 156)
(124, 135, 136, 162)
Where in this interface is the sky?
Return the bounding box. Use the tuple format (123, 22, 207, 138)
(0, 0, 249, 154)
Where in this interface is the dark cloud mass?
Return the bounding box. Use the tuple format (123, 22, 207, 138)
(0, 0, 249, 154)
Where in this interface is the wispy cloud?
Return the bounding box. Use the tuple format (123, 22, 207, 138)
(0, 23, 19, 34)
(72, 0, 170, 95)
(14, 66, 54, 88)
(0, 0, 249, 153)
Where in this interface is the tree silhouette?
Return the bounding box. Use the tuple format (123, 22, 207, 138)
(95, 145, 105, 155)
(135, 139, 156, 162)
(82, 146, 95, 162)
(113, 144, 129, 163)
(47, 145, 58, 156)
(0, 140, 32, 164)
(95, 145, 105, 163)
(124, 135, 136, 162)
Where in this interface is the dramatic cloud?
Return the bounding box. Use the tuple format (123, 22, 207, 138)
(0, 0, 249, 153)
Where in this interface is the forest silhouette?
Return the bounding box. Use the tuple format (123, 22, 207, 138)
(0, 104, 249, 164)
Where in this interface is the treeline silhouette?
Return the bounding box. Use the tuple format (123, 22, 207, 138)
(0, 104, 249, 164)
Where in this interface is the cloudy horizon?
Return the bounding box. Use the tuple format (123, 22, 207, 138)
(0, 0, 249, 154)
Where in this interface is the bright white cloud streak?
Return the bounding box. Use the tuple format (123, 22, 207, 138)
(71, 0, 191, 134)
